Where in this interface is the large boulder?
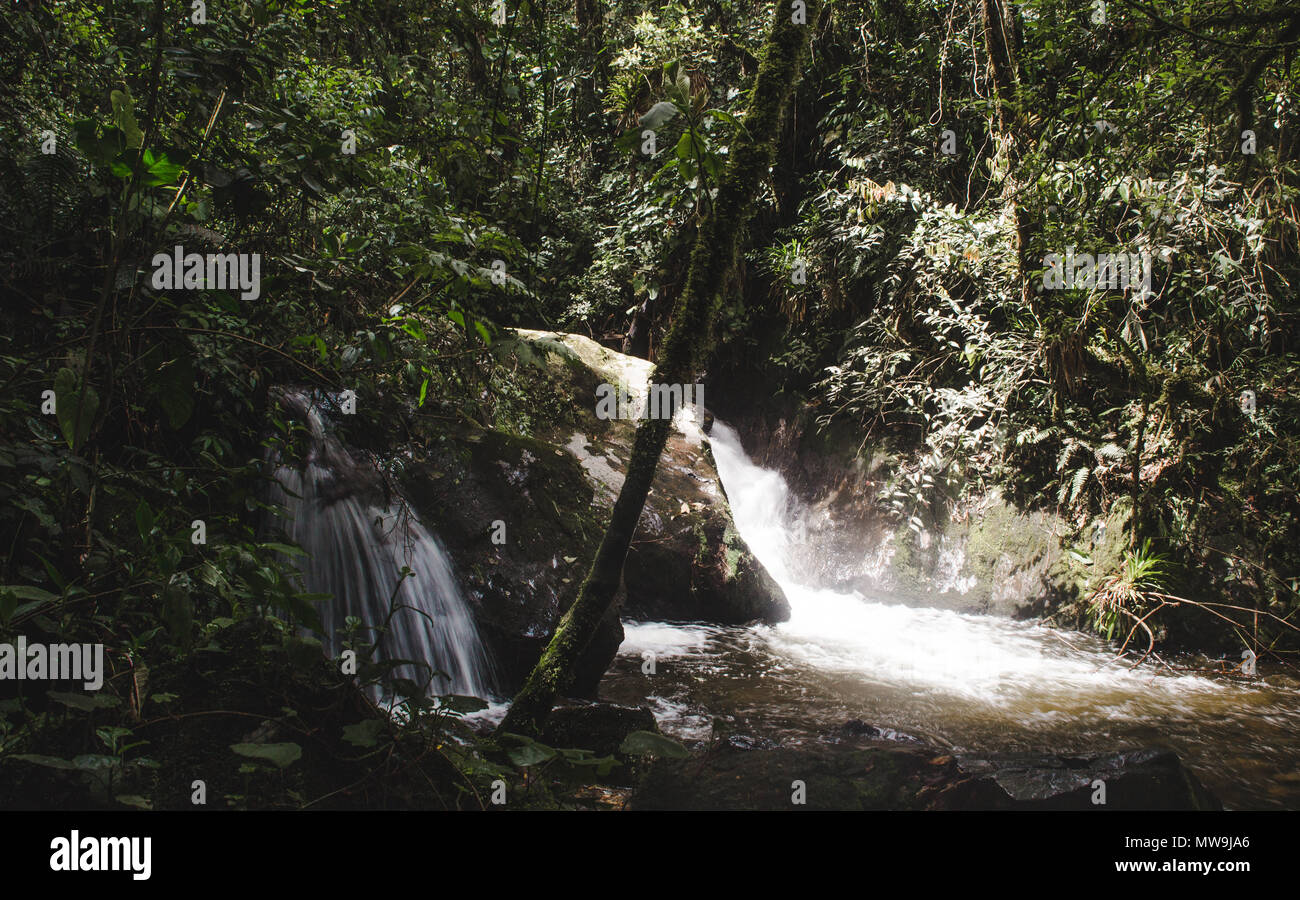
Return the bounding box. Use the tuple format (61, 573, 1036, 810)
(401, 427, 620, 697)
(630, 729, 1220, 810)
(541, 701, 660, 758)
(496, 330, 789, 626)
(941, 748, 1222, 810)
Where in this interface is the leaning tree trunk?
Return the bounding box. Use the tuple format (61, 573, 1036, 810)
(497, 0, 819, 739)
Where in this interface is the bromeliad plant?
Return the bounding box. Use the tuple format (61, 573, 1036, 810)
(1087, 538, 1171, 648)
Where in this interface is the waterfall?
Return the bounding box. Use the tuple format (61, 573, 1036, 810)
(268, 389, 494, 700)
(707, 421, 1223, 698)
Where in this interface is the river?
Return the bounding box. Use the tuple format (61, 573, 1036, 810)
(598, 422, 1300, 809)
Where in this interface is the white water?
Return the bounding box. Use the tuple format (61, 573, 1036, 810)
(708, 421, 1223, 705)
(269, 390, 493, 699)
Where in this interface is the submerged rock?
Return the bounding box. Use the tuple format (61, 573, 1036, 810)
(542, 701, 659, 758)
(943, 748, 1222, 810)
(630, 732, 1220, 810)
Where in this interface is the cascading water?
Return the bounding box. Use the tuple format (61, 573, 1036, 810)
(267, 389, 493, 700)
(605, 421, 1300, 809)
(707, 420, 1224, 699)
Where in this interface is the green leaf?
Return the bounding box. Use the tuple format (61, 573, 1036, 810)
(498, 733, 558, 767)
(260, 542, 308, 557)
(341, 720, 385, 748)
(73, 753, 120, 773)
(12, 754, 79, 771)
(142, 149, 182, 187)
(54, 367, 99, 449)
(618, 730, 690, 759)
(230, 742, 303, 769)
(506, 742, 556, 767)
(707, 108, 744, 130)
(110, 89, 144, 150)
(0, 585, 58, 602)
(116, 795, 153, 810)
(134, 500, 155, 544)
(48, 691, 121, 712)
(156, 357, 195, 428)
(0, 585, 57, 625)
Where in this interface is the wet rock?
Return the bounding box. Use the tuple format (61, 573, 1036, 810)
(841, 719, 881, 738)
(622, 495, 790, 624)
(498, 330, 789, 626)
(630, 737, 1221, 810)
(839, 719, 921, 743)
(941, 748, 1222, 810)
(541, 701, 659, 758)
(401, 427, 618, 697)
(631, 738, 938, 810)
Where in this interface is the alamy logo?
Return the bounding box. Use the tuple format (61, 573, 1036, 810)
(50, 831, 151, 881)
(595, 382, 703, 421)
(151, 245, 261, 300)
(1041, 247, 1152, 294)
(0, 637, 103, 690)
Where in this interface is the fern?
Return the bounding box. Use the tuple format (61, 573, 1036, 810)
(1068, 465, 1091, 505)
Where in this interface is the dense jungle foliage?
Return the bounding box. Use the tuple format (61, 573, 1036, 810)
(0, 0, 1297, 808)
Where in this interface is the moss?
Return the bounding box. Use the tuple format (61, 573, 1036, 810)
(721, 523, 745, 579)
(693, 517, 710, 562)
(888, 529, 926, 594)
(962, 498, 1053, 593)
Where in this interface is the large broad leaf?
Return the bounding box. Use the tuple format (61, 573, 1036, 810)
(155, 357, 195, 429)
(618, 730, 690, 759)
(230, 742, 302, 769)
(54, 368, 99, 449)
(12, 754, 79, 770)
(0, 585, 58, 625)
(142, 149, 182, 187)
(48, 692, 121, 712)
(638, 100, 680, 131)
(498, 733, 558, 767)
(341, 720, 385, 749)
(109, 89, 144, 150)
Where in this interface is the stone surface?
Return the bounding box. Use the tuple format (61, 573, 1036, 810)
(541, 701, 660, 758)
(629, 730, 1221, 810)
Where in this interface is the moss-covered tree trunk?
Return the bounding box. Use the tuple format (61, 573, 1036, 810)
(497, 0, 819, 739)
